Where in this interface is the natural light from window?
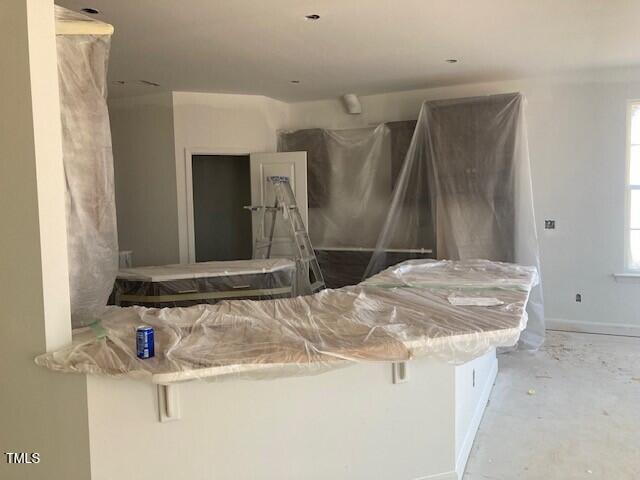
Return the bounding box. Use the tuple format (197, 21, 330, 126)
(628, 102, 640, 270)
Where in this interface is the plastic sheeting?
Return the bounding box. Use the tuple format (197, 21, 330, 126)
(113, 259, 296, 308)
(117, 259, 296, 281)
(56, 7, 118, 327)
(35, 259, 538, 383)
(281, 93, 543, 348)
(279, 123, 433, 289)
(280, 126, 393, 250)
(367, 94, 544, 349)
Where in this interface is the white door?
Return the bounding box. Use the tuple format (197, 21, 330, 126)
(250, 152, 307, 257)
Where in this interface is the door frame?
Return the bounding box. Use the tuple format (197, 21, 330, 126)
(181, 147, 252, 264)
(249, 152, 308, 258)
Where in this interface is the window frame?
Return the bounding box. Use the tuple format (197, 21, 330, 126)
(625, 100, 640, 272)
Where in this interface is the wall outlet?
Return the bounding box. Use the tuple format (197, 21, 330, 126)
(544, 220, 556, 229)
(575, 293, 582, 303)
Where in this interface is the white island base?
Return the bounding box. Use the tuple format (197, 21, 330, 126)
(86, 349, 498, 480)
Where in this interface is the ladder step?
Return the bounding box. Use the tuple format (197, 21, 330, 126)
(255, 175, 326, 293)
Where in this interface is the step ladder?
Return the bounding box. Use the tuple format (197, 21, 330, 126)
(247, 176, 325, 296)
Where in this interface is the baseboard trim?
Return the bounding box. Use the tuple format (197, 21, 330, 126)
(455, 356, 499, 479)
(546, 318, 640, 338)
(414, 470, 458, 480)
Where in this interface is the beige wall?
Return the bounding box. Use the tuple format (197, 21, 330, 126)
(109, 91, 290, 266)
(0, 1, 91, 478)
(286, 70, 640, 332)
(109, 92, 180, 267)
(86, 357, 462, 480)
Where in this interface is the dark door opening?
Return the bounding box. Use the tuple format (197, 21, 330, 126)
(192, 154, 252, 262)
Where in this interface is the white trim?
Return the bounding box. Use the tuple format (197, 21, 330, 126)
(56, 20, 114, 36)
(624, 101, 640, 272)
(455, 357, 498, 479)
(413, 471, 458, 480)
(181, 147, 252, 263)
(613, 272, 640, 283)
(546, 317, 640, 337)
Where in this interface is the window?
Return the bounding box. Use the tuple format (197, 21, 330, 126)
(627, 102, 640, 270)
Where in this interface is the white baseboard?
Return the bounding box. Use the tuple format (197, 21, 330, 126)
(455, 357, 499, 479)
(414, 470, 458, 480)
(546, 318, 640, 337)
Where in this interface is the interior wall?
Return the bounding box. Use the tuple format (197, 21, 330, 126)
(107, 71, 640, 330)
(172, 92, 290, 263)
(286, 69, 640, 331)
(86, 358, 458, 480)
(109, 92, 180, 267)
(0, 1, 91, 478)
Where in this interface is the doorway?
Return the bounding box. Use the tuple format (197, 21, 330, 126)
(191, 154, 252, 261)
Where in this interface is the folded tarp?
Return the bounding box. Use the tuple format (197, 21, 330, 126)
(36, 259, 538, 383)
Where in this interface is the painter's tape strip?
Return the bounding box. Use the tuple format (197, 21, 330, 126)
(88, 320, 107, 339)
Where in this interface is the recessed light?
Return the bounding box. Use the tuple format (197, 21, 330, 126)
(290, 80, 301, 84)
(445, 59, 459, 64)
(81, 7, 100, 14)
(304, 14, 321, 21)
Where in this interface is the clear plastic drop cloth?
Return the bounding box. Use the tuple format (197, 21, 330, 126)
(56, 7, 118, 327)
(366, 93, 544, 349)
(281, 126, 392, 249)
(279, 122, 432, 289)
(35, 259, 538, 383)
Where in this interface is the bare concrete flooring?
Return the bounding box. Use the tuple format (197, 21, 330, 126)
(464, 330, 640, 480)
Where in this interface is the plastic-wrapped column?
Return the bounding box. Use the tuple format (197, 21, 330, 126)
(56, 8, 118, 327)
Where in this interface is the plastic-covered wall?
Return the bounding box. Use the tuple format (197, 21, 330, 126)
(280, 126, 392, 249)
(56, 7, 118, 327)
(279, 122, 433, 289)
(281, 93, 544, 348)
(368, 94, 544, 348)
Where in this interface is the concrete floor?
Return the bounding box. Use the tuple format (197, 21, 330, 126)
(464, 330, 640, 480)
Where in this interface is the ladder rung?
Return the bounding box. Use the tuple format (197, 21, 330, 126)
(256, 177, 326, 292)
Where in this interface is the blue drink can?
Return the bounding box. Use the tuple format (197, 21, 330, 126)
(136, 326, 155, 359)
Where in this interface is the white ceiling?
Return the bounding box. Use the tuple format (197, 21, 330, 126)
(56, 0, 640, 102)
